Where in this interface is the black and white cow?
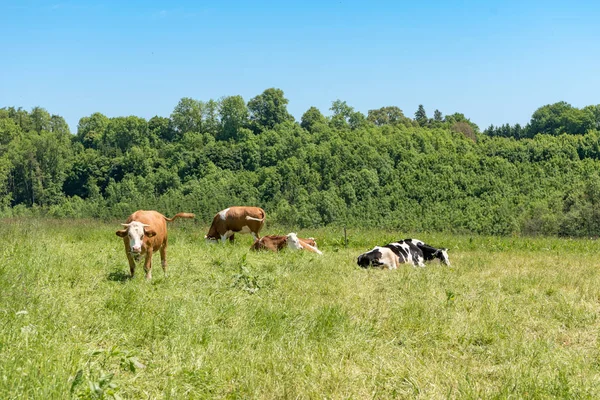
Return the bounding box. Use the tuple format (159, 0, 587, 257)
(357, 239, 450, 269)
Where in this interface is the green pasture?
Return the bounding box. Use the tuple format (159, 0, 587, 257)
(1, 219, 599, 399)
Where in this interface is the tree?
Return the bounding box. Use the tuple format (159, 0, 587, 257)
(529, 101, 595, 136)
(330, 100, 355, 129)
(367, 106, 407, 126)
(415, 104, 428, 126)
(30, 107, 52, 133)
(4, 107, 32, 132)
(148, 116, 174, 142)
(445, 113, 480, 134)
(349, 111, 367, 130)
(76, 112, 110, 149)
(583, 105, 600, 130)
(0, 117, 21, 147)
(247, 88, 293, 132)
(103, 116, 149, 153)
(203, 99, 220, 138)
(219, 95, 249, 140)
(171, 97, 204, 135)
(301, 106, 327, 132)
(49, 115, 71, 136)
(451, 121, 476, 142)
(433, 109, 443, 122)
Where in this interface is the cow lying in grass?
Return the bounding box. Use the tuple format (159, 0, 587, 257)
(357, 239, 450, 269)
(250, 233, 322, 255)
(116, 210, 195, 280)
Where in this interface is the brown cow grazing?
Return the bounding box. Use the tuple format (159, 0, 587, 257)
(250, 234, 318, 252)
(205, 206, 265, 243)
(116, 210, 195, 280)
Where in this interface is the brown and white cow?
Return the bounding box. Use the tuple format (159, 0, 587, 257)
(205, 206, 265, 243)
(286, 232, 323, 255)
(250, 234, 318, 252)
(116, 210, 195, 279)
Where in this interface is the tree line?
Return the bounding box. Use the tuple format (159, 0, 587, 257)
(1, 88, 600, 236)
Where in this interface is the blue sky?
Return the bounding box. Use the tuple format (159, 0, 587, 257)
(1, 0, 599, 132)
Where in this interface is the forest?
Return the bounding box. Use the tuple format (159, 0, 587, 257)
(1, 88, 600, 236)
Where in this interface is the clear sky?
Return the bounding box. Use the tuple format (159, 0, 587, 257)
(1, 0, 599, 132)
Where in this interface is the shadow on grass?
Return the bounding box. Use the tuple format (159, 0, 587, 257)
(107, 269, 131, 282)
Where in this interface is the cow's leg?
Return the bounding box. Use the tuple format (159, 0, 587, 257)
(160, 242, 168, 277)
(124, 241, 136, 277)
(417, 255, 425, 267)
(228, 234, 235, 243)
(221, 230, 234, 243)
(414, 256, 425, 268)
(144, 250, 153, 280)
(251, 232, 259, 241)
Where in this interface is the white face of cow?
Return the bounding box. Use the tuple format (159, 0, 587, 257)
(125, 222, 146, 254)
(286, 233, 303, 250)
(116, 221, 156, 258)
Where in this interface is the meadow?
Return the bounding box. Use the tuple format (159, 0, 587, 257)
(1, 218, 600, 399)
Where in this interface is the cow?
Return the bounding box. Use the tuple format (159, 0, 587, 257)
(205, 206, 265, 243)
(406, 239, 451, 266)
(286, 232, 323, 255)
(250, 234, 319, 253)
(115, 210, 195, 280)
(357, 238, 450, 269)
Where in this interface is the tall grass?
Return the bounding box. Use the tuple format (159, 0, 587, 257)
(1, 219, 599, 398)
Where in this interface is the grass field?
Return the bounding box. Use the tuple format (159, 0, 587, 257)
(1, 218, 600, 399)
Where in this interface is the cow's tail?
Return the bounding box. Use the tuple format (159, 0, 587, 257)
(245, 208, 265, 222)
(164, 212, 195, 222)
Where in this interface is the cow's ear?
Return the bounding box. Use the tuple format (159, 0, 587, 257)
(116, 229, 128, 237)
(144, 227, 157, 237)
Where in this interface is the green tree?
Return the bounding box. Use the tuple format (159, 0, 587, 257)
(103, 116, 149, 153)
(415, 104, 428, 126)
(367, 106, 407, 126)
(583, 105, 600, 129)
(30, 107, 52, 133)
(4, 107, 32, 132)
(330, 100, 358, 129)
(0, 117, 21, 147)
(219, 95, 249, 140)
(76, 113, 110, 149)
(171, 97, 204, 136)
(49, 115, 71, 136)
(148, 116, 174, 142)
(203, 99, 221, 138)
(247, 88, 293, 132)
(529, 101, 595, 136)
(301, 106, 327, 132)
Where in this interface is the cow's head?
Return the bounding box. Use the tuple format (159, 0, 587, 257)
(116, 221, 156, 257)
(204, 234, 219, 244)
(357, 248, 383, 268)
(435, 248, 451, 266)
(286, 233, 303, 250)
